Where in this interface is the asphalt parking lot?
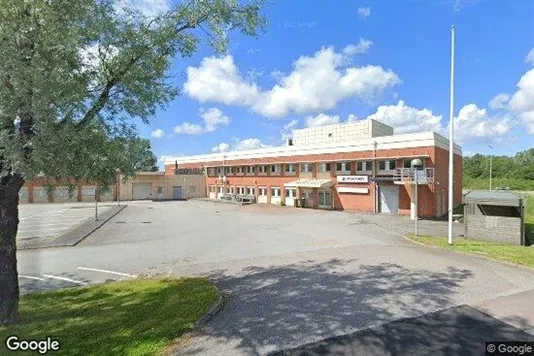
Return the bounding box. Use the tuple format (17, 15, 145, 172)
(17, 202, 113, 243)
(15, 200, 534, 355)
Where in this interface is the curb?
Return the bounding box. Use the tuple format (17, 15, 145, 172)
(193, 283, 225, 328)
(403, 235, 534, 272)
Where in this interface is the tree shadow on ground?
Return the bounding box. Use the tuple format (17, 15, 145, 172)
(176, 259, 481, 356)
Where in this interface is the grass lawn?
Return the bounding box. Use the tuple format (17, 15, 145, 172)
(408, 235, 534, 269)
(0, 277, 218, 356)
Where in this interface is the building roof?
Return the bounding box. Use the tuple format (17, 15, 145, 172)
(166, 131, 462, 166)
(464, 190, 523, 206)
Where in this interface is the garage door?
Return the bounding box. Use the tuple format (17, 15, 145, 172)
(132, 183, 152, 200)
(380, 185, 399, 214)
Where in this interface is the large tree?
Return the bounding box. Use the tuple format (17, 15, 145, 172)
(0, 0, 266, 325)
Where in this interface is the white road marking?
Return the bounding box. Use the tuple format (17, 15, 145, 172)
(43, 274, 88, 285)
(77, 267, 137, 278)
(19, 275, 45, 281)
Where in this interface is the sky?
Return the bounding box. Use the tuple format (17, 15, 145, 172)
(123, 0, 534, 168)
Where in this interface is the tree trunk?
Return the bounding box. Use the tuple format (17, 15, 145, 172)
(0, 174, 24, 326)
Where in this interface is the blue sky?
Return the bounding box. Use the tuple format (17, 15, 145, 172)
(130, 0, 534, 167)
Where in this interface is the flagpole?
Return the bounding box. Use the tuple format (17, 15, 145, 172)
(448, 25, 455, 245)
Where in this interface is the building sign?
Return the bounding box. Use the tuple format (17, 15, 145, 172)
(369, 176, 395, 182)
(336, 175, 369, 183)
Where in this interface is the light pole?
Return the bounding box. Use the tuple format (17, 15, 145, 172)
(411, 158, 423, 236)
(116, 168, 121, 206)
(488, 144, 494, 191)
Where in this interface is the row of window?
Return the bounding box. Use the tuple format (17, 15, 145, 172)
(207, 159, 421, 176)
(209, 185, 297, 197)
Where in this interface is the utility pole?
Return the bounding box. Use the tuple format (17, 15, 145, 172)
(447, 25, 455, 245)
(489, 144, 494, 191)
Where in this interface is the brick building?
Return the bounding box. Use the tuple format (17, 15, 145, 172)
(170, 119, 462, 218)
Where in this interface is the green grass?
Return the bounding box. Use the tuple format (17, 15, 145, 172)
(0, 277, 218, 356)
(408, 235, 534, 268)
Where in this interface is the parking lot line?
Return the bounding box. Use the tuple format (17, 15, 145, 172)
(77, 267, 137, 278)
(43, 274, 87, 285)
(19, 275, 45, 281)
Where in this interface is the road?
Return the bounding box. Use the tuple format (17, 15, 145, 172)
(16, 200, 534, 355)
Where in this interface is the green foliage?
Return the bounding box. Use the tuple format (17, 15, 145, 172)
(0, 0, 266, 186)
(463, 149, 534, 181)
(0, 277, 218, 356)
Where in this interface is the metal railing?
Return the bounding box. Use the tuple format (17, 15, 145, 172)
(393, 168, 435, 184)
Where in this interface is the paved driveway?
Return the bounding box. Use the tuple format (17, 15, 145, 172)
(18, 202, 113, 243)
(15, 201, 534, 355)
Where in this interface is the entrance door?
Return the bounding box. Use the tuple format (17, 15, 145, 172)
(379, 185, 399, 214)
(318, 190, 332, 209)
(173, 186, 183, 200)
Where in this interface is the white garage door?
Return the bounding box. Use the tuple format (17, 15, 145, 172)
(132, 183, 152, 200)
(380, 185, 399, 214)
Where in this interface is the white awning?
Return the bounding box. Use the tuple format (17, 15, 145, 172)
(284, 179, 333, 188)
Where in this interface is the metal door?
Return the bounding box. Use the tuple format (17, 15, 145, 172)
(379, 185, 399, 214)
(173, 186, 183, 200)
(132, 183, 152, 200)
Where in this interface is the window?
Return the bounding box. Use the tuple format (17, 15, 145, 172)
(318, 163, 331, 172)
(271, 164, 281, 174)
(189, 186, 196, 194)
(247, 186, 255, 195)
(157, 187, 163, 194)
(237, 186, 245, 194)
(404, 158, 425, 169)
(285, 164, 296, 173)
(258, 165, 268, 174)
(207, 168, 216, 176)
(336, 162, 350, 172)
(218, 186, 224, 194)
(259, 187, 267, 196)
(82, 187, 96, 196)
(271, 187, 280, 197)
(286, 188, 296, 198)
(379, 160, 396, 171)
(357, 161, 373, 172)
(217, 167, 223, 175)
(300, 163, 313, 173)
(209, 185, 215, 193)
(236, 166, 244, 174)
(247, 166, 255, 174)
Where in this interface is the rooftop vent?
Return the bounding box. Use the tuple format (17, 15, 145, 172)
(286, 138, 293, 146)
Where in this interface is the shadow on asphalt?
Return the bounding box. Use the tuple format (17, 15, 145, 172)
(176, 259, 485, 355)
(267, 305, 534, 356)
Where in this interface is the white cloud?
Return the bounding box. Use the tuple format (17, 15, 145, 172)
(357, 7, 371, 19)
(211, 142, 230, 153)
(184, 55, 261, 106)
(343, 38, 373, 55)
(114, 0, 171, 19)
(234, 138, 270, 150)
(151, 129, 165, 139)
(367, 100, 443, 134)
(173, 123, 203, 135)
(306, 113, 341, 127)
(184, 46, 400, 118)
(489, 93, 510, 110)
(452, 104, 512, 142)
(347, 114, 359, 122)
(526, 48, 534, 66)
(508, 68, 534, 134)
(173, 108, 230, 135)
(199, 108, 230, 133)
(281, 120, 299, 140)
(158, 155, 183, 166)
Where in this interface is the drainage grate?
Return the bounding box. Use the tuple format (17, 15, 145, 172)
(115, 221, 127, 224)
(142, 221, 151, 224)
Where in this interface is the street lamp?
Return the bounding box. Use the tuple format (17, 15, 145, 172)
(411, 158, 423, 236)
(488, 144, 494, 191)
(116, 168, 121, 206)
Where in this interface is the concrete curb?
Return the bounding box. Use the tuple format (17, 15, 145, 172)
(403, 235, 534, 272)
(18, 205, 127, 250)
(193, 283, 225, 329)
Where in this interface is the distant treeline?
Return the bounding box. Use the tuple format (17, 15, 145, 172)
(463, 149, 534, 190)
